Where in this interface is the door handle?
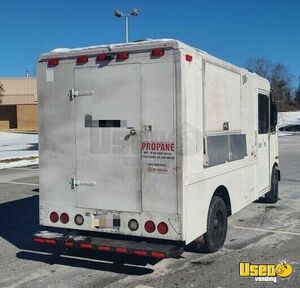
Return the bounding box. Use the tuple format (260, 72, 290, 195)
(124, 128, 136, 141)
(129, 128, 136, 136)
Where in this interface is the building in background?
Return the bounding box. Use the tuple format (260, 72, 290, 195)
(0, 77, 38, 130)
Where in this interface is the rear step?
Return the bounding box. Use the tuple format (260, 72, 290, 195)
(33, 231, 184, 259)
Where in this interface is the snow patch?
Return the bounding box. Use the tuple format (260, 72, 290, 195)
(277, 111, 300, 137)
(49, 39, 175, 54)
(50, 48, 71, 53)
(278, 111, 300, 128)
(0, 157, 38, 169)
(0, 132, 38, 168)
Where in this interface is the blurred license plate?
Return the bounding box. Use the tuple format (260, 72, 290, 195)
(92, 213, 120, 228)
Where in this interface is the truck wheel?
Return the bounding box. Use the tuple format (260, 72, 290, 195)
(202, 196, 228, 253)
(264, 168, 278, 204)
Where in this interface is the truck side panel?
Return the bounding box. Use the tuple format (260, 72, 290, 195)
(182, 55, 269, 244)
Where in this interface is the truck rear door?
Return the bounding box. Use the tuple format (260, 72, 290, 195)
(74, 64, 142, 212)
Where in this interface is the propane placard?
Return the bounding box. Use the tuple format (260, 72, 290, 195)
(142, 142, 175, 174)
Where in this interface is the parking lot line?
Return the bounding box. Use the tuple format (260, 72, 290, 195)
(0, 181, 38, 186)
(234, 225, 300, 236)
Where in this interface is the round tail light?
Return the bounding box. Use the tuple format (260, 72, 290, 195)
(74, 214, 84, 226)
(128, 219, 139, 231)
(144, 221, 155, 233)
(60, 213, 69, 224)
(157, 222, 168, 234)
(50, 212, 59, 223)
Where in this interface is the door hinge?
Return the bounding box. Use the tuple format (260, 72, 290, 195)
(69, 89, 94, 101)
(70, 177, 96, 189)
(70, 177, 77, 189)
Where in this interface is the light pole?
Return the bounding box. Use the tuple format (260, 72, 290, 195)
(114, 8, 139, 43)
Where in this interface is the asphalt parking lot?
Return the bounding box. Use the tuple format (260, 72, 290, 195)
(0, 135, 299, 288)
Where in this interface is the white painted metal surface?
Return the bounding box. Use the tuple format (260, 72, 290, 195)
(38, 39, 278, 244)
(74, 64, 141, 212)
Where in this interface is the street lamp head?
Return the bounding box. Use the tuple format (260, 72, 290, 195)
(131, 8, 139, 16)
(114, 9, 123, 17)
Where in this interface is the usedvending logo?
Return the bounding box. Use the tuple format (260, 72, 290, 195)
(240, 260, 293, 283)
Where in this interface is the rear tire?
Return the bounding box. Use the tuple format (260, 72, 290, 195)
(202, 196, 228, 253)
(265, 168, 278, 204)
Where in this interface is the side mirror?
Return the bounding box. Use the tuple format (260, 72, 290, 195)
(270, 92, 277, 133)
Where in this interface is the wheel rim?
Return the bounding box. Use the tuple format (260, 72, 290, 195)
(213, 211, 224, 239)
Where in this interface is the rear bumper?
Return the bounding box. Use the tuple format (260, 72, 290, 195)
(33, 231, 184, 259)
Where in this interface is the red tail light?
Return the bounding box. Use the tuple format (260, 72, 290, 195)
(151, 251, 166, 259)
(48, 58, 59, 67)
(60, 213, 69, 224)
(157, 222, 168, 234)
(116, 247, 128, 254)
(33, 237, 45, 243)
(152, 48, 165, 57)
(77, 56, 89, 64)
(145, 220, 155, 233)
(50, 212, 59, 223)
(65, 241, 74, 248)
(97, 246, 111, 252)
(134, 250, 148, 257)
(80, 243, 92, 249)
(117, 52, 129, 60)
(33, 237, 56, 245)
(44, 239, 56, 245)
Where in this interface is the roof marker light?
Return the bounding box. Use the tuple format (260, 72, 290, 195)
(117, 52, 129, 60)
(77, 56, 89, 64)
(96, 54, 114, 62)
(48, 58, 59, 67)
(185, 54, 193, 62)
(152, 48, 165, 57)
(96, 54, 107, 61)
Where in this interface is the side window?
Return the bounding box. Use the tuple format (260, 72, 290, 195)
(258, 93, 269, 134)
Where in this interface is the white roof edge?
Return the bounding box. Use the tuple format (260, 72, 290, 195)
(39, 38, 269, 84)
(40, 38, 179, 59)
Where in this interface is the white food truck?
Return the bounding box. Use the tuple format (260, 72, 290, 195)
(34, 39, 279, 258)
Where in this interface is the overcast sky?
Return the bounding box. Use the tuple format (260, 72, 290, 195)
(0, 0, 299, 86)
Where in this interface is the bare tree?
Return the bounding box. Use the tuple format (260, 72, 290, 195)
(245, 58, 294, 111)
(0, 82, 5, 104)
(246, 57, 272, 79)
(295, 77, 300, 109)
(270, 63, 293, 111)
